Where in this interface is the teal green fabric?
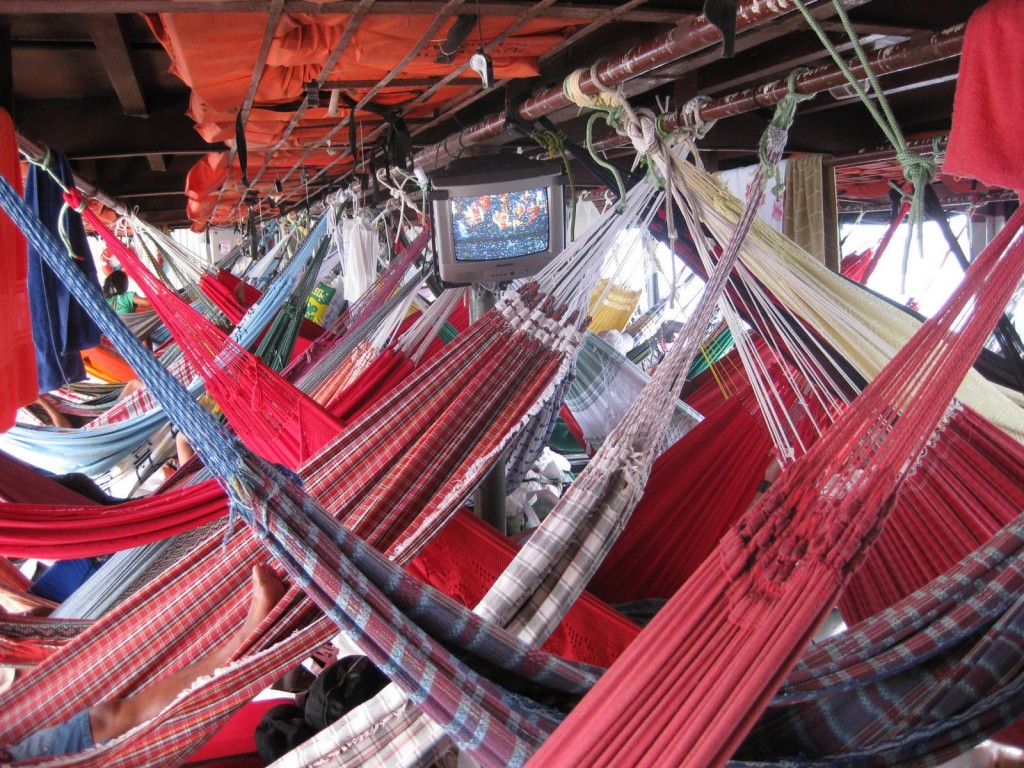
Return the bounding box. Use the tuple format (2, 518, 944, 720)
(106, 291, 137, 315)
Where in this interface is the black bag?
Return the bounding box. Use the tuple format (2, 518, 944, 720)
(304, 656, 390, 731)
(254, 702, 314, 763)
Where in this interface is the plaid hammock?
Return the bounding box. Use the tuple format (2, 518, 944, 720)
(0, 216, 332, 476)
(734, 503, 1024, 765)
(0, 170, 648, 766)
(477, 128, 794, 647)
(566, 330, 701, 455)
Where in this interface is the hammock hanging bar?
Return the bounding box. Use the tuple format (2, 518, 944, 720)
(15, 133, 128, 218)
(588, 24, 964, 155)
(412, 0, 874, 171)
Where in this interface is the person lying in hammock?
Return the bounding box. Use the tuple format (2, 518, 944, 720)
(102, 269, 152, 314)
(1, 564, 285, 762)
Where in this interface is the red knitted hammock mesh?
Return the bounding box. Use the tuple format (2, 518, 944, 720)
(79, 196, 346, 470)
(528, 207, 1024, 767)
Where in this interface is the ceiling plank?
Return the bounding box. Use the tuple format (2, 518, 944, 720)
(84, 14, 147, 118)
(0, 1, 683, 23)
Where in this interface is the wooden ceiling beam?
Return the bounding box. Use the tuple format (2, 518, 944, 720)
(0, 1, 681, 23)
(84, 14, 148, 118)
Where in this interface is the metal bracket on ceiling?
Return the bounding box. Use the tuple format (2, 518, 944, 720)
(304, 81, 321, 108)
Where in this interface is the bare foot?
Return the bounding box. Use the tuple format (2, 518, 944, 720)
(240, 564, 286, 637)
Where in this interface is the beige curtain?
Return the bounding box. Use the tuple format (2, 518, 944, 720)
(784, 155, 840, 271)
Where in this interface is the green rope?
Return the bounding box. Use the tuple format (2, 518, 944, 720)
(759, 68, 814, 196)
(584, 111, 628, 211)
(25, 142, 88, 262)
(531, 128, 578, 240)
(792, 0, 935, 291)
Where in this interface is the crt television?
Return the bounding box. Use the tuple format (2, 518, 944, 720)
(429, 157, 566, 285)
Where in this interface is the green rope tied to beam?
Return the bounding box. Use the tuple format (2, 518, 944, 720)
(26, 142, 90, 262)
(530, 127, 578, 240)
(563, 62, 631, 210)
(759, 68, 814, 197)
(792, 0, 935, 293)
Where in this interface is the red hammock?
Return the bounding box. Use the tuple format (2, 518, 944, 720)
(199, 267, 325, 354)
(324, 300, 470, 424)
(840, 200, 910, 284)
(408, 508, 639, 668)
(586, 395, 774, 603)
(0, 479, 226, 560)
(82, 200, 345, 470)
(0, 109, 38, 430)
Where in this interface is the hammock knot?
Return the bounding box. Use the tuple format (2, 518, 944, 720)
(62, 188, 88, 214)
(562, 61, 622, 113)
(758, 68, 813, 195)
(673, 95, 716, 141)
(623, 112, 659, 157)
(897, 148, 936, 193)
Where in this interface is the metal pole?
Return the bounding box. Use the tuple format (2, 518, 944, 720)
(591, 24, 965, 154)
(470, 283, 507, 534)
(413, 0, 876, 170)
(16, 131, 130, 216)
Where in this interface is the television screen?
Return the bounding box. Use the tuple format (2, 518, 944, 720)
(450, 187, 550, 262)
(429, 157, 566, 285)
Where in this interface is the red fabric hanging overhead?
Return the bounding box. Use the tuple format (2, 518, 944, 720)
(945, 0, 1024, 192)
(0, 109, 38, 429)
(145, 12, 591, 227)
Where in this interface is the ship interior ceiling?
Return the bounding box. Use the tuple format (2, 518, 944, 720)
(0, 0, 1006, 230)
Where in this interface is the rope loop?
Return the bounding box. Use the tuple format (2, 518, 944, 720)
(63, 187, 88, 214)
(758, 68, 813, 195)
(562, 60, 623, 115)
(676, 95, 716, 140)
(26, 142, 71, 195)
(623, 108, 659, 159)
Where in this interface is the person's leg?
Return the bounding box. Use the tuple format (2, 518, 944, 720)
(88, 564, 285, 744)
(116, 378, 144, 402)
(35, 396, 71, 428)
(175, 431, 195, 467)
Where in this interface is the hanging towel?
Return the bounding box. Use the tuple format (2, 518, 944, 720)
(0, 109, 37, 430)
(25, 150, 102, 392)
(945, 0, 1024, 191)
